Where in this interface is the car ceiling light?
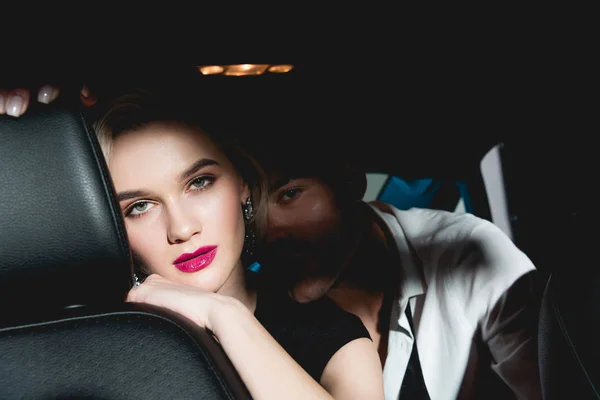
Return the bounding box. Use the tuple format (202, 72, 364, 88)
(223, 64, 269, 76)
(197, 64, 294, 76)
(198, 65, 225, 75)
(268, 64, 294, 73)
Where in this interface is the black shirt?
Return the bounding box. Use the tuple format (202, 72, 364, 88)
(254, 287, 371, 382)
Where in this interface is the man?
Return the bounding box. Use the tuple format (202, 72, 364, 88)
(254, 138, 542, 400)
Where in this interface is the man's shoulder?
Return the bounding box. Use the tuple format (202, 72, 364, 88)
(367, 200, 492, 242)
(367, 200, 535, 293)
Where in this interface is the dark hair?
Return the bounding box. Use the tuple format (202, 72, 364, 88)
(247, 134, 367, 204)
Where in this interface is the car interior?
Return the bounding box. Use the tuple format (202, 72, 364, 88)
(0, 59, 597, 399)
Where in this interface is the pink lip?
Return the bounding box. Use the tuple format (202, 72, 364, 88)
(174, 246, 218, 273)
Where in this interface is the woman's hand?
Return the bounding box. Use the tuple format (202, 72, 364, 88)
(126, 274, 240, 333)
(127, 274, 382, 399)
(0, 85, 95, 117)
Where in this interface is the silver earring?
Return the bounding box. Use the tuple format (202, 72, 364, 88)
(133, 273, 141, 287)
(242, 197, 256, 258)
(243, 196, 254, 222)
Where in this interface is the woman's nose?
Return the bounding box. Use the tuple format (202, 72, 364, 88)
(166, 205, 201, 244)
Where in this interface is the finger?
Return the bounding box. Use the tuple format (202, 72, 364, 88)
(37, 84, 61, 104)
(126, 284, 145, 303)
(126, 289, 136, 302)
(126, 274, 163, 302)
(5, 88, 30, 117)
(0, 90, 7, 114)
(80, 85, 91, 98)
(144, 273, 167, 285)
(80, 84, 97, 108)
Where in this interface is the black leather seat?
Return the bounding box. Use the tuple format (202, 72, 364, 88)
(538, 213, 600, 400)
(0, 94, 251, 399)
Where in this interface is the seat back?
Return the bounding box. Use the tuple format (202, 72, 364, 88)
(0, 94, 250, 399)
(0, 92, 131, 313)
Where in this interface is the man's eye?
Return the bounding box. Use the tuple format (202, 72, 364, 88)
(280, 188, 302, 202)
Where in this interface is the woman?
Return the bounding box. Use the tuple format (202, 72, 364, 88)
(0, 85, 384, 400)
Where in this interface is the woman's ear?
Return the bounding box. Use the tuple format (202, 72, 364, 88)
(240, 181, 251, 203)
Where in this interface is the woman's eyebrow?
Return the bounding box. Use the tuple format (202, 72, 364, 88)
(117, 190, 151, 202)
(179, 158, 219, 181)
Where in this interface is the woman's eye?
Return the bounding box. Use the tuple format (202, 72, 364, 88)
(279, 188, 302, 202)
(190, 176, 214, 190)
(128, 201, 154, 217)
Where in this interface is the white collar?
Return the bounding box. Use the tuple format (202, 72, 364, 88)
(367, 202, 427, 302)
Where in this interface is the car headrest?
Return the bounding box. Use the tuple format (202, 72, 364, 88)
(0, 93, 132, 316)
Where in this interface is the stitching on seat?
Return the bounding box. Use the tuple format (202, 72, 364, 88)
(551, 286, 600, 399)
(76, 108, 130, 259)
(1, 310, 242, 399)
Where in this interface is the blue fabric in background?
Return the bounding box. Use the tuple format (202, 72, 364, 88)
(377, 177, 472, 213)
(378, 177, 440, 210)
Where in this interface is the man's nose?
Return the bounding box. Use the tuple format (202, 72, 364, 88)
(265, 215, 293, 243)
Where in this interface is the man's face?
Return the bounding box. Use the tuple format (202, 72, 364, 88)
(261, 175, 350, 302)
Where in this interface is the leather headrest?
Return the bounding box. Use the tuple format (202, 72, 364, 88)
(0, 93, 132, 315)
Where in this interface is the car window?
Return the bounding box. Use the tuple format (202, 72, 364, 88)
(364, 173, 472, 214)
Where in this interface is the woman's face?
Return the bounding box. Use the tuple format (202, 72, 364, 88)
(109, 122, 249, 294)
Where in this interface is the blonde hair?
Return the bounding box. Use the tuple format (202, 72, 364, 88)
(92, 88, 268, 245)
